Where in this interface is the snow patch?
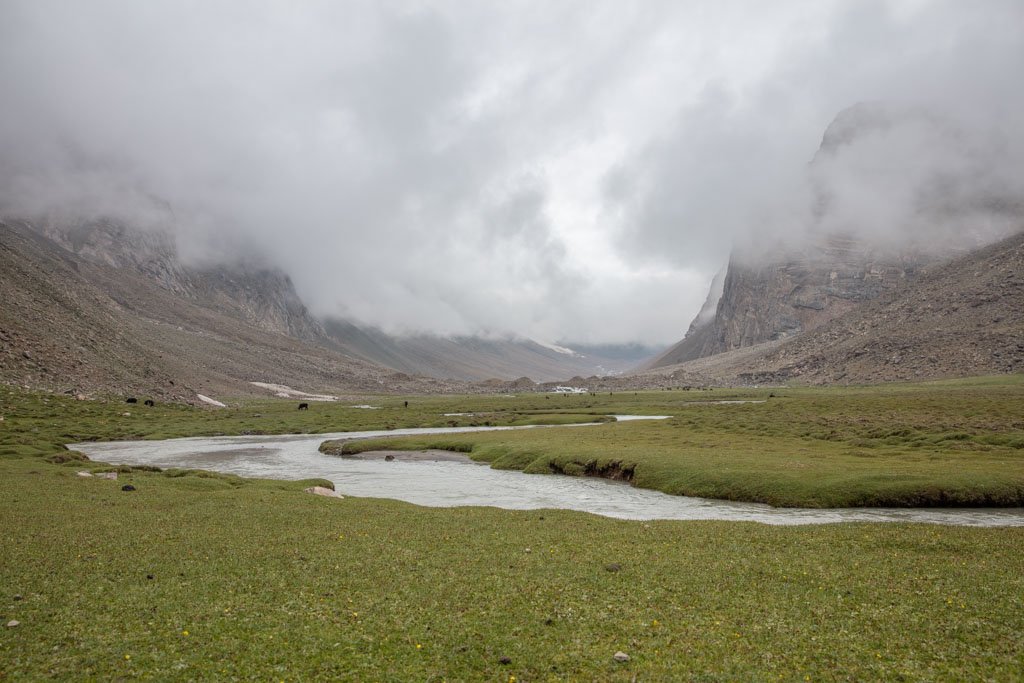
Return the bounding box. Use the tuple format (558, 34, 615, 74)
(534, 340, 579, 356)
(196, 394, 227, 407)
(249, 382, 337, 401)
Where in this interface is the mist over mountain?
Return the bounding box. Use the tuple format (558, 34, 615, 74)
(2, 2, 1023, 347)
(648, 101, 1024, 370)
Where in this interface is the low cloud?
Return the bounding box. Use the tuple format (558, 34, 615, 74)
(607, 1, 1024, 271)
(1, 1, 1022, 345)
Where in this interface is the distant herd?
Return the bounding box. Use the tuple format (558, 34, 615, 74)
(126, 397, 313, 409)
(124, 397, 428, 409)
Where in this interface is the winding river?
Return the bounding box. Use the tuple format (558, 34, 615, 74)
(70, 420, 1024, 527)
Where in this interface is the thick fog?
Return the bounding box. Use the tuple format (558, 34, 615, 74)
(1, 1, 1022, 345)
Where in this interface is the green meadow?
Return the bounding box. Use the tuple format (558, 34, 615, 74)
(2, 377, 1023, 680)
(327, 376, 1024, 508)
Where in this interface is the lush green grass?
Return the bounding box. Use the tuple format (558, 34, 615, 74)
(2, 457, 1023, 681)
(2, 379, 1024, 679)
(322, 377, 1024, 507)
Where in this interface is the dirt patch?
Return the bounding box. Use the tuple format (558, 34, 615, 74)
(548, 459, 635, 482)
(338, 449, 483, 463)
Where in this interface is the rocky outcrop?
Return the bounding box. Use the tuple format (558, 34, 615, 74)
(736, 231, 1024, 384)
(640, 231, 1024, 385)
(37, 217, 326, 342)
(649, 236, 925, 368)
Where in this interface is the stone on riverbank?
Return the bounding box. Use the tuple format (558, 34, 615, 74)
(304, 486, 342, 498)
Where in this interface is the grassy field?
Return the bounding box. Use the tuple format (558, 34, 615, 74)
(2, 378, 1024, 680)
(325, 376, 1024, 507)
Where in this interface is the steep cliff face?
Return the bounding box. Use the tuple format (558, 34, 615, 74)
(710, 237, 924, 349)
(640, 231, 1024, 385)
(648, 236, 925, 368)
(35, 217, 326, 342)
(189, 267, 326, 342)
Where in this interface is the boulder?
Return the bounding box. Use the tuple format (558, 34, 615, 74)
(304, 486, 342, 498)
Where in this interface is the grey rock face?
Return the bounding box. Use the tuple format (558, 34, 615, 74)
(650, 236, 924, 368)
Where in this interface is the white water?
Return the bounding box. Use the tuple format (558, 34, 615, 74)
(70, 419, 1024, 527)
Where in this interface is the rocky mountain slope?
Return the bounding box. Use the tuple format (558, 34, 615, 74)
(647, 236, 928, 368)
(0, 219, 464, 402)
(43, 218, 644, 382)
(38, 218, 327, 341)
(2, 216, 654, 401)
(644, 231, 1024, 385)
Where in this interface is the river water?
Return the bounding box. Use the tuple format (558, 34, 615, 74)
(70, 421, 1024, 527)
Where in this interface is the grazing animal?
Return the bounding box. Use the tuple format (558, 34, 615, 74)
(125, 397, 138, 404)
(298, 402, 309, 411)
(143, 399, 155, 407)
(404, 400, 409, 408)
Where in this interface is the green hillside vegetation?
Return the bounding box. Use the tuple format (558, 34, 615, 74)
(2, 378, 1023, 680)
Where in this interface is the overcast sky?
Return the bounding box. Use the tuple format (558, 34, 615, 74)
(2, 1, 1022, 345)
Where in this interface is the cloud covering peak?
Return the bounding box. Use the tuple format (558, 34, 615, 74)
(1, 1, 1022, 344)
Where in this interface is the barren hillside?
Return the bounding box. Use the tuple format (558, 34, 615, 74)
(0, 220, 462, 402)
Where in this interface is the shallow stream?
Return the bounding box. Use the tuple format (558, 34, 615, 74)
(70, 420, 1024, 527)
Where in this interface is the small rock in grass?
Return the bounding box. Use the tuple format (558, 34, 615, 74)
(304, 486, 342, 498)
(613, 651, 630, 662)
(122, 485, 136, 492)
(7, 620, 19, 628)
(76, 471, 93, 478)
(605, 563, 622, 572)
(96, 472, 118, 480)
(13, 594, 23, 601)
(524, 547, 532, 553)
(122, 412, 131, 417)
(146, 574, 154, 580)
(499, 656, 512, 665)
